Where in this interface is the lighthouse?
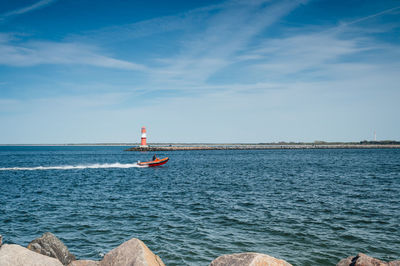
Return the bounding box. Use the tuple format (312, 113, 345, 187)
(140, 126, 148, 147)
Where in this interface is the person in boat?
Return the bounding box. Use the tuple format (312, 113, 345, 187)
(152, 154, 157, 161)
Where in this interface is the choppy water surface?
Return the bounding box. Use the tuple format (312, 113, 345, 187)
(0, 147, 399, 265)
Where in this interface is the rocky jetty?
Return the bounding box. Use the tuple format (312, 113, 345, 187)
(1, 233, 399, 265)
(0, 233, 165, 266)
(210, 252, 292, 266)
(70, 238, 165, 266)
(337, 253, 400, 266)
(0, 244, 63, 266)
(125, 144, 400, 151)
(27, 232, 76, 265)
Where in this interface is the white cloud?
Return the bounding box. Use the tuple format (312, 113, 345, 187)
(243, 32, 363, 78)
(70, 0, 251, 44)
(65, 0, 304, 88)
(0, 35, 146, 70)
(241, 24, 400, 89)
(339, 5, 400, 27)
(141, 3, 398, 100)
(0, 0, 58, 22)
(145, 0, 303, 87)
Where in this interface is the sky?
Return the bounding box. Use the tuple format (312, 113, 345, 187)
(0, 0, 399, 144)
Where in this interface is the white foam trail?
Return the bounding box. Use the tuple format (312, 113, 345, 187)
(0, 162, 147, 171)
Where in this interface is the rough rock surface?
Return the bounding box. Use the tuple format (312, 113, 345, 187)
(68, 260, 100, 266)
(337, 253, 400, 266)
(0, 244, 63, 266)
(27, 232, 76, 265)
(66, 238, 164, 266)
(0, 234, 2, 247)
(100, 238, 165, 266)
(210, 252, 292, 266)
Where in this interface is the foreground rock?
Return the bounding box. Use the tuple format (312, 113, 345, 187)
(210, 252, 292, 266)
(68, 260, 100, 266)
(69, 238, 165, 266)
(0, 244, 63, 266)
(27, 232, 76, 265)
(337, 253, 400, 266)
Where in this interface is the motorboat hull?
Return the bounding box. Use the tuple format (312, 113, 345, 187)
(138, 157, 169, 167)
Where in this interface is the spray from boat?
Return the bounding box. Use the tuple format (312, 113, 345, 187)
(0, 163, 147, 171)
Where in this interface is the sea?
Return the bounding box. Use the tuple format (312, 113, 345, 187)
(0, 146, 399, 265)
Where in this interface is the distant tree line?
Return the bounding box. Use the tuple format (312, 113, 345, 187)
(359, 140, 400, 145)
(255, 140, 400, 145)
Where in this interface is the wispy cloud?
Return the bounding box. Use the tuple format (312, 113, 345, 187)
(0, 34, 146, 70)
(144, 0, 305, 87)
(339, 5, 400, 27)
(0, 0, 306, 83)
(72, 3, 224, 44)
(242, 32, 364, 79)
(144, 0, 400, 95)
(67, 0, 304, 87)
(62, 0, 399, 99)
(0, 0, 58, 22)
(2, 0, 398, 93)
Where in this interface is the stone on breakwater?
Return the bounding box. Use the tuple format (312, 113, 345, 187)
(68, 260, 100, 266)
(210, 252, 292, 266)
(100, 238, 165, 266)
(0, 244, 63, 266)
(27, 232, 76, 265)
(337, 253, 400, 266)
(68, 238, 165, 266)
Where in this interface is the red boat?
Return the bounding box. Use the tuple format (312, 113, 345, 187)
(138, 157, 169, 167)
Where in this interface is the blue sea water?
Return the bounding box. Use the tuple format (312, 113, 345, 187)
(0, 146, 399, 265)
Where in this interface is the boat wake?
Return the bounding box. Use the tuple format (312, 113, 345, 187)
(0, 162, 147, 171)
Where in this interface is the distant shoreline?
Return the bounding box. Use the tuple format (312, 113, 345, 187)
(126, 143, 400, 151)
(1, 142, 400, 150)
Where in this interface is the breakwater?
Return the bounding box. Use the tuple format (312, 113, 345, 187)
(1, 233, 398, 266)
(125, 144, 400, 151)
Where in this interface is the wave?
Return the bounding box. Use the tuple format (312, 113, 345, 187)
(0, 162, 146, 171)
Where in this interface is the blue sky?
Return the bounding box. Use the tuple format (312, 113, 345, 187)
(0, 0, 399, 144)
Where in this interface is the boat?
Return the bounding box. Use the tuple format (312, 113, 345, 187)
(137, 157, 169, 167)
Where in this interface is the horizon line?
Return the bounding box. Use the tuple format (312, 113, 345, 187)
(0, 140, 399, 146)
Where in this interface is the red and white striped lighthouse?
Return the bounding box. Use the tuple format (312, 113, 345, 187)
(140, 126, 148, 147)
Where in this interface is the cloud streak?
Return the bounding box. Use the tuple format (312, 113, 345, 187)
(0, 0, 58, 22)
(139, 0, 397, 97)
(0, 35, 146, 70)
(145, 0, 304, 87)
(67, 0, 305, 87)
(2, 0, 398, 92)
(73, 3, 224, 44)
(340, 5, 400, 27)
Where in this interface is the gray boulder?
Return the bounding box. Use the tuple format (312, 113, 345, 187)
(67, 238, 165, 266)
(337, 253, 400, 266)
(210, 252, 292, 266)
(0, 244, 63, 266)
(100, 238, 165, 266)
(68, 260, 100, 266)
(27, 232, 76, 265)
